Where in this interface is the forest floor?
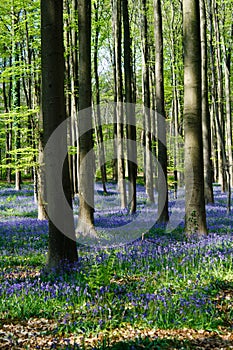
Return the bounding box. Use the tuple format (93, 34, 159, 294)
(1, 320, 233, 349)
(0, 182, 233, 349)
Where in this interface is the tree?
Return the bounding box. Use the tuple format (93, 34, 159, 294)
(64, 0, 79, 196)
(10, 5, 21, 190)
(93, 0, 107, 194)
(212, 0, 226, 192)
(200, 0, 214, 204)
(183, 0, 207, 235)
(141, 0, 154, 203)
(77, 0, 95, 233)
(112, 0, 127, 209)
(122, 0, 137, 214)
(41, 0, 78, 269)
(153, 0, 169, 223)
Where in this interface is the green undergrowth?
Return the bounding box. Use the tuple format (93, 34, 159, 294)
(0, 184, 233, 349)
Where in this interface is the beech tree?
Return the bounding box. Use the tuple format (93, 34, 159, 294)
(41, 0, 78, 268)
(183, 0, 207, 235)
(93, 0, 107, 194)
(200, 0, 214, 204)
(153, 0, 169, 223)
(122, 0, 137, 214)
(141, 0, 154, 203)
(112, 0, 127, 209)
(77, 0, 95, 233)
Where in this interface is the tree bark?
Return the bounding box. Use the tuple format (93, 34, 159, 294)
(183, 0, 207, 235)
(200, 0, 214, 203)
(122, 0, 137, 213)
(77, 0, 95, 233)
(94, 0, 107, 194)
(112, 0, 127, 209)
(41, 0, 78, 269)
(153, 0, 169, 223)
(222, 25, 233, 188)
(3, 60, 12, 184)
(212, 0, 226, 191)
(141, 0, 154, 203)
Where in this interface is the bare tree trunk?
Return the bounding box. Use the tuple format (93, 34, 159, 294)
(41, 0, 78, 269)
(3, 64, 12, 183)
(112, 0, 127, 208)
(65, 0, 79, 196)
(110, 17, 118, 182)
(208, 0, 219, 185)
(37, 131, 48, 220)
(10, 8, 22, 191)
(183, 0, 207, 236)
(14, 51, 22, 191)
(170, 3, 179, 197)
(122, 0, 137, 213)
(222, 26, 233, 188)
(153, 0, 169, 223)
(200, 0, 214, 203)
(212, 0, 227, 191)
(94, 0, 107, 194)
(77, 0, 95, 233)
(141, 0, 154, 203)
(210, 104, 218, 183)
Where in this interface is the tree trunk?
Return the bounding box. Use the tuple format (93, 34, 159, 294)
(112, 0, 127, 209)
(94, 0, 107, 194)
(200, 0, 214, 203)
(222, 27, 233, 188)
(41, 0, 78, 269)
(208, 0, 219, 185)
(122, 0, 137, 213)
(11, 9, 22, 191)
(153, 0, 169, 223)
(212, 0, 226, 191)
(3, 65, 12, 183)
(64, 0, 79, 197)
(141, 0, 154, 203)
(77, 0, 95, 233)
(183, 0, 207, 236)
(170, 3, 179, 197)
(14, 51, 22, 191)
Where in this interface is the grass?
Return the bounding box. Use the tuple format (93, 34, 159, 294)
(0, 182, 233, 349)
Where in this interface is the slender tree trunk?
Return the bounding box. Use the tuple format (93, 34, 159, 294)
(200, 0, 214, 203)
(23, 11, 38, 192)
(183, 0, 207, 236)
(141, 0, 154, 203)
(14, 51, 22, 191)
(64, 0, 79, 197)
(64, 2, 74, 197)
(112, 0, 127, 208)
(77, 0, 95, 233)
(11, 8, 22, 191)
(170, 3, 179, 197)
(41, 0, 78, 269)
(210, 104, 218, 183)
(94, 1, 107, 194)
(222, 27, 233, 188)
(212, 0, 226, 191)
(110, 18, 118, 182)
(37, 130, 48, 220)
(122, 0, 137, 213)
(3, 66, 12, 183)
(153, 0, 169, 223)
(208, 0, 218, 185)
